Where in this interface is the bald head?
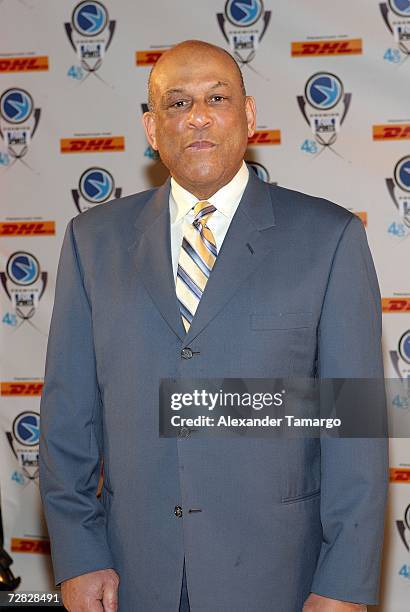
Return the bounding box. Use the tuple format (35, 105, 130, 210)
(141, 38, 256, 199)
(147, 40, 245, 112)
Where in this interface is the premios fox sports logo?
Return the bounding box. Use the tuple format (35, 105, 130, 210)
(71, 167, 122, 212)
(380, 0, 410, 63)
(1, 252, 47, 332)
(386, 156, 410, 235)
(297, 72, 351, 157)
(6, 411, 40, 485)
(0, 88, 40, 167)
(65, 1, 116, 83)
(390, 329, 410, 379)
(217, 0, 271, 66)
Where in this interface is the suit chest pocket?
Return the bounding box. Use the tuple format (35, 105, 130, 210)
(250, 312, 313, 331)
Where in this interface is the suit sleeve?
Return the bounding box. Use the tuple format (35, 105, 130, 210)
(39, 218, 114, 586)
(310, 215, 389, 605)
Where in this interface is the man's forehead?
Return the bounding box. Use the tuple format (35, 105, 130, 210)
(153, 70, 237, 95)
(152, 51, 240, 91)
(157, 46, 232, 70)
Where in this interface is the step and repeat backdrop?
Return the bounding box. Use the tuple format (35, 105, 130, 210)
(0, 0, 409, 609)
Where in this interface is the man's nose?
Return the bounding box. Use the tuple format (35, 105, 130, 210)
(187, 101, 212, 129)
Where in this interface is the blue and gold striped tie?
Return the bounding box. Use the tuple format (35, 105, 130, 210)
(176, 201, 217, 332)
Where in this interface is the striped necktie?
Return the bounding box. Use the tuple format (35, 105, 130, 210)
(176, 201, 217, 332)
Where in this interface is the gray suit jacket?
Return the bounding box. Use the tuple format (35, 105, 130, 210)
(39, 168, 388, 611)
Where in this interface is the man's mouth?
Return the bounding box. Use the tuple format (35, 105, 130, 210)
(186, 141, 216, 150)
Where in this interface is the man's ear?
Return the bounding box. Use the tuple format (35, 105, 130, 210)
(245, 96, 256, 138)
(142, 112, 158, 150)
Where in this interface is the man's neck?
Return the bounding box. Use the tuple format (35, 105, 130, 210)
(171, 163, 244, 200)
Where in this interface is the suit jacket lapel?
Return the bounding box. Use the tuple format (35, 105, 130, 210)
(129, 178, 186, 341)
(129, 168, 276, 345)
(183, 168, 276, 345)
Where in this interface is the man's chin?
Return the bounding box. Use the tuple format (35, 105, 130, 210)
(180, 163, 223, 186)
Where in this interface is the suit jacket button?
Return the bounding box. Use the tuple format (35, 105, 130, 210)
(181, 348, 193, 359)
(174, 505, 183, 518)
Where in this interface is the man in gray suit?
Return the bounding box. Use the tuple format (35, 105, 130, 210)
(39, 40, 388, 611)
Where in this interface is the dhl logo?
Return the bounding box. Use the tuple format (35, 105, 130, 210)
(248, 130, 281, 146)
(61, 137, 125, 153)
(373, 124, 410, 141)
(390, 468, 410, 483)
(136, 50, 167, 66)
(0, 55, 49, 72)
(291, 39, 362, 57)
(11, 538, 50, 555)
(354, 211, 367, 226)
(382, 297, 410, 312)
(0, 221, 55, 236)
(1, 381, 43, 396)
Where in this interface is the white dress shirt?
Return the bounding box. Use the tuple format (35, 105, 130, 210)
(169, 161, 249, 280)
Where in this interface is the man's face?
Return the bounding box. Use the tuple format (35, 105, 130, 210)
(142, 48, 256, 196)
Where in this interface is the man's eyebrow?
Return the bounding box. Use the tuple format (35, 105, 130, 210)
(161, 88, 186, 104)
(209, 80, 230, 89)
(162, 81, 231, 99)
(163, 88, 185, 97)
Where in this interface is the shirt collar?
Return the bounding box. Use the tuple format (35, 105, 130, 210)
(170, 161, 249, 223)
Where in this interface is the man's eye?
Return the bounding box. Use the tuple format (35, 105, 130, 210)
(210, 95, 225, 102)
(171, 100, 188, 108)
